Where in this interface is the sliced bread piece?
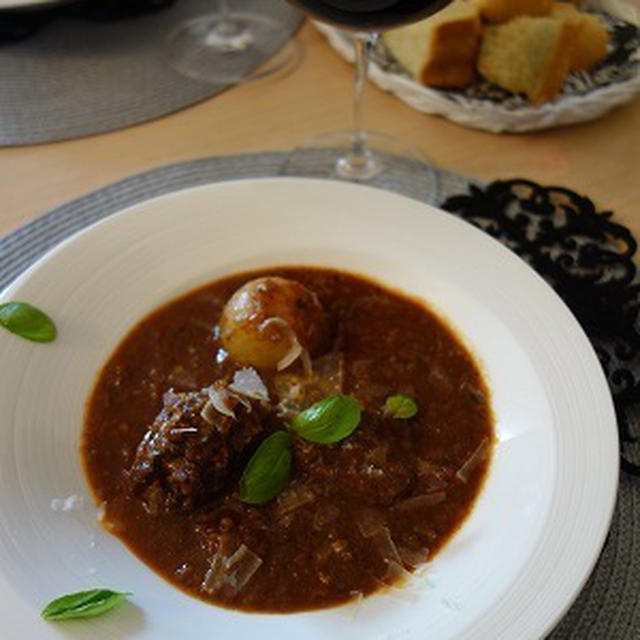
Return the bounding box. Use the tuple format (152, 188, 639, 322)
(383, 0, 482, 88)
(478, 15, 574, 103)
(552, 2, 609, 70)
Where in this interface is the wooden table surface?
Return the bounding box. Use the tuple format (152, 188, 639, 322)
(1, 11, 639, 238)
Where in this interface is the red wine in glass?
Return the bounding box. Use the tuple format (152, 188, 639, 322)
(289, 0, 453, 30)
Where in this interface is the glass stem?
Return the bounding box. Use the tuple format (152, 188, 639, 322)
(208, 0, 248, 45)
(335, 33, 381, 180)
(352, 34, 371, 164)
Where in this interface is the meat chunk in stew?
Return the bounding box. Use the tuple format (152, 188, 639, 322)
(294, 417, 415, 506)
(127, 386, 264, 514)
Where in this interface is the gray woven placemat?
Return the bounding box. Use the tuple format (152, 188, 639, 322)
(1, 151, 638, 639)
(0, 0, 302, 146)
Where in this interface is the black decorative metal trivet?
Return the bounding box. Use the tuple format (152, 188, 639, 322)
(443, 179, 640, 476)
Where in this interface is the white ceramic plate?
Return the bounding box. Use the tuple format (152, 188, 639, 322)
(316, 0, 640, 133)
(0, 178, 618, 640)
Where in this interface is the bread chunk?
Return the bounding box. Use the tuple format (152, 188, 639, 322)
(478, 16, 574, 103)
(552, 2, 609, 71)
(383, 1, 482, 88)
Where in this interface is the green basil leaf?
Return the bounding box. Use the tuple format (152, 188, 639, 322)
(41, 589, 131, 621)
(0, 301, 57, 343)
(291, 394, 362, 444)
(239, 431, 292, 505)
(384, 394, 418, 419)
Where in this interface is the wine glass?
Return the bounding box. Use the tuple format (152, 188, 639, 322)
(167, 0, 301, 85)
(282, 0, 452, 197)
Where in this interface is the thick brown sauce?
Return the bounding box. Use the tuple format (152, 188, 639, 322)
(82, 267, 493, 613)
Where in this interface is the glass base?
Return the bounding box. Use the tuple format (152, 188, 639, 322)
(167, 12, 300, 85)
(281, 131, 441, 205)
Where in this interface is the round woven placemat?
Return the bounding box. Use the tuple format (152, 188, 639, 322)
(0, 0, 302, 146)
(1, 151, 638, 639)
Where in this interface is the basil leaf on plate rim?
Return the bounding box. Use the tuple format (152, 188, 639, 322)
(0, 301, 57, 343)
(239, 430, 292, 505)
(291, 394, 362, 444)
(41, 589, 131, 621)
(384, 394, 418, 419)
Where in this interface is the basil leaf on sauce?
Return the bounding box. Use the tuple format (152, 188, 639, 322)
(291, 394, 362, 444)
(239, 431, 292, 505)
(384, 394, 418, 419)
(0, 301, 57, 343)
(41, 589, 131, 621)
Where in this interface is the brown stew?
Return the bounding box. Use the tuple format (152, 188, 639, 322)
(82, 267, 493, 613)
